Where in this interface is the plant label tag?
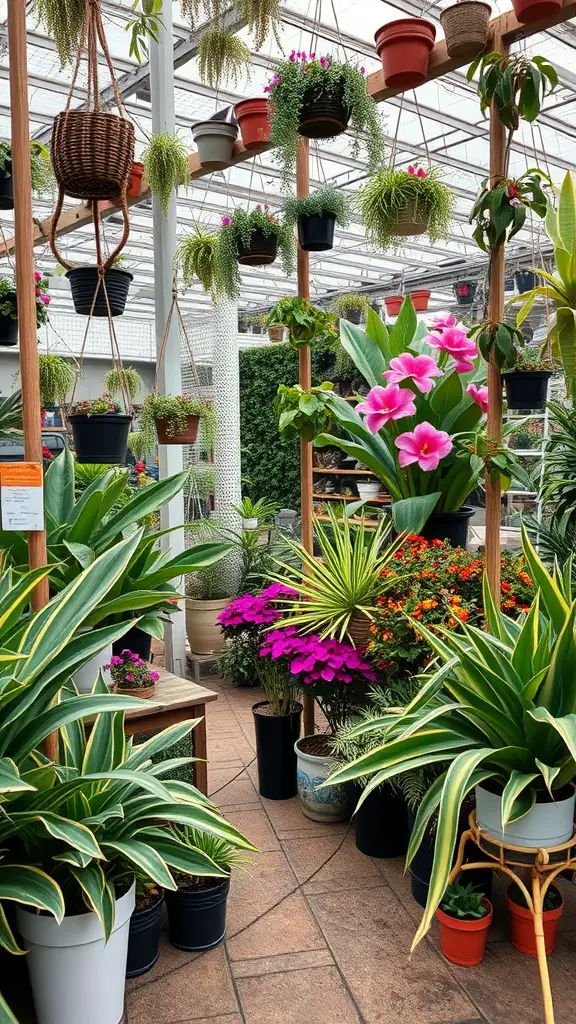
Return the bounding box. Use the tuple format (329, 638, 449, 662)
(0, 462, 44, 531)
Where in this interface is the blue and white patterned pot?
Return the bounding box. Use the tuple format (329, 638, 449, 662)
(295, 736, 351, 822)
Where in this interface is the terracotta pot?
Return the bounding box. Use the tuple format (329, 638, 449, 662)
(234, 98, 271, 149)
(506, 886, 563, 956)
(436, 900, 493, 966)
(511, 0, 561, 21)
(155, 414, 199, 445)
(375, 18, 436, 90)
(127, 161, 144, 197)
(384, 295, 404, 317)
(440, 2, 491, 59)
(117, 683, 156, 700)
(410, 289, 431, 312)
(185, 597, 230, 655)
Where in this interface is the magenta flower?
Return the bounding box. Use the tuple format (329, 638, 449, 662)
(430, 313, 457, 331)
(260, 582, 298, 601)
(110, 655, 124, 667)
(310, 52, 316, 59)
(466, 382, 489, 413)
(125, 673, 134, 682)
(150, 671, 160, 681)
(221, 215, 231, 226)
(319, 56, 329, 68)
(425, 326, 477, 373)
(355, 383, 416, 433)
(264, 85, 271, 92)
(259, 628, 377, 685)
(272, 74, 280, 85)
(395, 421, 453, 472)
(34, 271, 42, 282)
(40, 294, 50, 305)
(218, 593, 284, 629)
(382, 352, 443, 394)
(360, 66, 365, 75)
(289, 51, 296, 61)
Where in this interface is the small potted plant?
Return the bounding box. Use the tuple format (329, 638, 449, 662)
(266, 53, 384, 187)
(217, 206, 295, 298)
(275, 382, 335, 441)
(106, 648, 160, 699)
(174, 226, 221, 296)
(142, 132, 190, 216)
(374, 18, 436, 90)
(0, 139, 54, 209)
(233, 495, 278, 531)
(141, 392, 216, 446)
(358, 165, 454, 247)
(68, 394, 132, 464)
(440, 1, 491, 59)
(436, 882, 493, 966)
(192, 115, 239, 170)
(0, 270, 50, 346)
(331, 293, 370, 325)
(266, 297, 337, 347)
(38, 353, 72, 414)
(502, 345, 554, 410)
(234, 97, 271, 150)
(103, 364, 143, 403)
(66, 259, 133, 318)
(506, 883, 564, 956)
(126, 882, 164, 978)
(384, 295, 404, 318)
(284, 185, 351, 252)
(454, 280, 478, 305)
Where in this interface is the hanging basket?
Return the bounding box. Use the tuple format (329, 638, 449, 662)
(511, 0, 561, 21)
(515, 270, 537, 292)
(268, 325, 285, 343)
(410, 290, 431, 312)
(440, 2, 491, 59)
(454, 280, 477, 305)
(52, 110, 134, 201)
(503, 370, 551, 411)
(155, 415, 200, 445)
(234, 98, 271, 150)
(393, 198, 430, 237)
(0, 314, 18, 347)
(237, 230, 278, 266)
(375, 19, 436, 91)
(298, 212, 336, 252)
(70, 413, 132, 464)
(0, 172, 14, 211)
(299, 85, 349, 139)
(67, 267, 133, 317)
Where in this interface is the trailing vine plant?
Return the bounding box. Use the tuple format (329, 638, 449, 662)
(216, 207, 295, 300)
(38, 354, 73, 407)
(0, 141, 55, 196)
(283, 185, 352, 231)
(103, 365, 143, 401)
(174, 227, 222, 296)
(357, 165, 454, 250)
(33, 0, 166, 67)
(142, 133, 190, 218)
(197, 27, 251, 89)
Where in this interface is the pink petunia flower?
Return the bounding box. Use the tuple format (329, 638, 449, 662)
(150, 671, 160, 681)
(417, 168, 427, 177)
(125, 673, 134, 682)
(34, 271, 42, 282)
(355, 383, 416, 433)
(221, 215, 231, 226)
(466, 382, 489, 413)
(395, 421, 453, 472)
(382, 352, 443, 394)
(264, 85, 271, 92)
(425, 326, 477, 372)
(40, 295, 50, 305)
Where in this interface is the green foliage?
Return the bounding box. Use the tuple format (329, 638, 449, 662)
(441, 882, 488, 920)
(467, 52, 557, 130)
(141, 392, 216, 448)
(103, 365, 143, 401)
(174, 227, 222, 296)
(127, 0, 163, 62)
(32, 0, 85, 66)
(239, 0, 282, 49)
(127, 430, 153, 461)
(142, 133, 189, 218)
(275, 382, 335, 441)
(268, 54, 385, 188)
(358, 166, 454, 250)
(331, 293, 371, 319)
(266, 296, 337, 347)
(470, 169, 550, 254)
(0, 273, 50, 327)
(197, 27, 251, 89)
(172, 827, 250, 875)
(217, 633, 262, 689)
(540, 401, 576, 521)
(0, 141, 55, 195)
(217, 208, 295, 300)
(0, 391, 22, 438)
(283, 186, 352, 229)
(69, 395, 121, 415)
(510, 343, 554, 371)
(467, 319, 526, 370)
(38, 354, 73, 407)
(234, 496, 279, 523)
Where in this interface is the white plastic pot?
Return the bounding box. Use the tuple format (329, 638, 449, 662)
(17, 880, 135, 1024)
(72, 645, 113, 693)
(475, 783, 576, 848)
(242, 517, 259, 531)
(295, 736, 350, 823)
(356, 481, 381, 500)
(192, 120, 238, 169)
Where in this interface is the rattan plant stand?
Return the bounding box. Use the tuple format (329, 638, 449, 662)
(447, 812, 576, 1024)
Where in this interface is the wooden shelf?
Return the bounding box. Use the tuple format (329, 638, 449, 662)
(313, 492, 391, 504)
(316, 514, 379, 528)
(312, 467, 377, 477)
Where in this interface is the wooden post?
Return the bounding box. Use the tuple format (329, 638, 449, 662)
(296, 137, 314, 737)
(485, 30, 509, 601)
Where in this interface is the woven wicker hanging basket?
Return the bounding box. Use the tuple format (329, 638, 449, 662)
(440, 1, 491, 59)
(52, 110, 134, 201)
(393, 198, 430, 237)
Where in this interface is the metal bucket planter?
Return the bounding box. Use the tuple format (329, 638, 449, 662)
(440, 1, 491, 58)
(67, 267, 133, 317)
(237, 229, 278, 266)
(192, 121, 238, 170)
(375, 18, 436, 90)
(69, 413, 132, 465)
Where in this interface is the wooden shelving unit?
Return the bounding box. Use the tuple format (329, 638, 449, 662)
(313, 492, 391, 504)
(316, 513, 379, 528)
(312, 467, 377, 477)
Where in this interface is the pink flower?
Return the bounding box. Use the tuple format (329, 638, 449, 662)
(310, 52, 316, 59)
(360, 66, 365, 75)
(355, 383, 416, 433)
(150, 671, 160, 681)
(430, 313, 457, 331)
(395, 421, 453, 472)
(417, 168, 427, 177)
(408, 165, 416, 175)
(382, 352, 443, 395)
(110, 655, 124, 667)
(221, 215, 231, 226)
(125, 673, 134, 682)
(425, 326, 477, 372)
(466, 382, 489, 413)
(35, 287, 40, 296)
(34, 271, 42, 282)
(264, 85, 271, 92)
(40, 294, 50, 305)
(272, 74, 280, 85)
(289, 51, 296, 61)
(320, 56, 329, 68)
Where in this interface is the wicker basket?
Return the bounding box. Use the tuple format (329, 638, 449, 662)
(52, 110, 135, 200)
(268, 325, 285, 343)
(440, 1, 491, 59)
(394, 198, 430, 237)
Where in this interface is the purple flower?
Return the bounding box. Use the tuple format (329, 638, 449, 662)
(264, 85, 271, 92)
(360, 66, 365, 75)
(259, 628, 377, 687)
(289, 51, 296, 61)
(260, 582, 298, 601)
(221, 215, 231, 226)
(110, 655, 124, 667)
(125, 673, 134, 682)
(272, 74, 280, 85)
(319, 56, 329, 68)
(150, 671, 160, 681)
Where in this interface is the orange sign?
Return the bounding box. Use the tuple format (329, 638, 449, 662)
(0, 462, 44, 531)
(0, 463, 43, 487)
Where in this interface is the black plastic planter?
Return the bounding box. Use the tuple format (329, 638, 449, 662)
(407, 820, 493, 908)
(503, 370, 551, 411)
(113, 625, 152, 661)
(66, 267, 133, 317)
(237, 230, 277, 267)
(126, 894, 163, 978)
(298, 212, 336, 252)
(0, 172, 14, 210)
(253, 701, 302, 800)
(0, 313, 18, 347)
(354, 786, 409, 858)
(299, 86, 349, 139)
(515, 270, 537, 292)
(166, 878, 230, 951)
(69, 413, 132, 464)
(453, 281, 477, 305)
(420, 505, 474, 548)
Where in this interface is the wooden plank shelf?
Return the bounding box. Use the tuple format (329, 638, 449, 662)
(316, 514, 379, 528)
(312, 467, 377, 477)
(313, 492, 391, 504)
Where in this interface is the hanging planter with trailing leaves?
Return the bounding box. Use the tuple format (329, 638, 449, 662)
(284, 185, 351, 253)
(68, 396, 133, 464)
(359, 165, 454, 249)
(141, 393, 216, 447)
(216, 207, 295, 299)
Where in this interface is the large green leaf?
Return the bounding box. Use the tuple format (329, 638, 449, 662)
(140, 830, 228, 876)
(70, 863, 115, 939)
(339, 320, 386, 389)
(0, 758, 34, 794)
(44, 447, 74, 526)
(7, 812, 102, 859)
(93, 472, 190, 550)
(391, 494, 441, 533)
(501, 770, 538, 829)
(141, 542, 232, 589)
(0, 864, 64, 922)
(102, 839, 176, 889)
(388, 296, 417, 357)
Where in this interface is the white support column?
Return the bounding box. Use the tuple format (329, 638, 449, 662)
(212, 292, 242, 593)
(149, 8, 186, 676)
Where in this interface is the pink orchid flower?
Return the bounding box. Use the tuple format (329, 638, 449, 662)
(425, 326, 478, 373)
(395, 421, 453, 472)
(356, 384, 416, 433)
(382, 352, 443, 394)
(466, 382, 489, 413)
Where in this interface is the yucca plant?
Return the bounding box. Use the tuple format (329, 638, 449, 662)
(327, 526, 576, 949)
(142, 132, 190, 218)
(174, 227, 222, 296)
(197, 27, 251, 90)
(103, 365, 143, 401)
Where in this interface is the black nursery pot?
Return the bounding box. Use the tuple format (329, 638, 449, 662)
(345, 309, 362, 324)
(298, 212, 336, 252)
(0, 172, 14, 211)
(126, 894, 163, 978)
(420, 505, 475, 548)
(253, 701, 302, 800)
(299, 85, 349, 139)
(453, 281, 477, 306)
(354, 786, 409, 858)
(66, 267, 133, 317)
(515, 270, 537, 292)
(503, 370, 551, 411)
(166, 878, 230, 952)
(113, 625, 152, 661)
(69, 413, 132, 464)
(237, 230, 278, 267)
(407, 812, 435, 908)
(0, 313, 18, 347)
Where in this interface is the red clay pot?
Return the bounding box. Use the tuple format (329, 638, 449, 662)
(506, 887, 563, 956)
(384, 295, 404, 317)
(375, 18, 436, 90)
(127, 162, 144, 197)
(436, 899, 493, 966)
(234, 98, 271, 150)
(410, 289, 431, 312)
(511, 0, 561, 21)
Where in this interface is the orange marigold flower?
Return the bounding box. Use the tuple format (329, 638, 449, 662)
(519, 571, 533, 586)
(501, 581, 512, 593)
(432, 539, 444, 548)
(447, 564, 459, 573)
(454, 608, 469, 622)
(369, 624, 377, 634)
(450, 595, 463, 606)
(421, 599, 438, 610)
(504, 597, 517, 608)
(447, 617, 457, 629)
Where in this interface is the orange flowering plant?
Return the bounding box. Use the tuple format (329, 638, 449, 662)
(366, 535, 534, 679)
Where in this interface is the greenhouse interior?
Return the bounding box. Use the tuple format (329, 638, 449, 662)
(3, 0, 576, 1022)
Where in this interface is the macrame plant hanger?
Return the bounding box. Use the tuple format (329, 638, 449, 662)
(155, 284, 205, 404)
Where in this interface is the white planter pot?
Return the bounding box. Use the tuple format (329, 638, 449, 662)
(475, 783, 576, 848)
(17, 881, 135, 1024)
(72, 645, 113, 693)
(295, 736, 350, 823)
(357, 482, 381, 499)
(185, 597, 230, 655)
(242, 517, 259, 531)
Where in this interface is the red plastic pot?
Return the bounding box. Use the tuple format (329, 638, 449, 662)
(375, 18, 436, 90)
(384, 295, 404, 317)
(511, 0, 561, 21)
(506, 887, 563, 956)
(410, 289, 431, 312)
(436, 899, 493, 966)
(234, 98, 271, 150)
(127, 162, 144, 198)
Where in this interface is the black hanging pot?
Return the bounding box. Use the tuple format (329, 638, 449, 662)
(515, 270, 537, 292)
(113, 625, 152, 661)
(419, 504, 475, 548)
(354, 785, 409, 858)
(0, 313, 18, 347)
(66, 267, 133, 317)
(0, 171, 14, 211)
(503, 370, 551, 411)
(299, 85, 349, 139)
(237, 230, 277, 267)
(298, 212, 336, 252)
(69, 413, 132, 464)
(126, 891, 163, 978)
(252, 701, 302, 800)
(453, 280, 477, 305)
(344, 309, 362, 325)
(166, 877, 230, 952)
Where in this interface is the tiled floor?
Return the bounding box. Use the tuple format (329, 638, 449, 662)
(127, 676, 576, 1024)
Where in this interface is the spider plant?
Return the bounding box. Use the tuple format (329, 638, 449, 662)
(142, 133, 190, 218)
(174, 226, 222, 296)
